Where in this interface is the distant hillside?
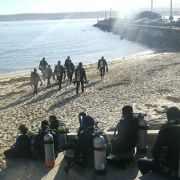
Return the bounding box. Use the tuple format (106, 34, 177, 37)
(0, 11, 118, 21)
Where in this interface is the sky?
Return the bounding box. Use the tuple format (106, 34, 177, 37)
(0, 0, 179, 15)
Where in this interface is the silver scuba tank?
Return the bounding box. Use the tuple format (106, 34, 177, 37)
(58, 124, 67, 149)
(94, 135, 106, 174)
(137, 114, 149, 154)
(44, 131, 55, 167)
(80, 116, 83, 128)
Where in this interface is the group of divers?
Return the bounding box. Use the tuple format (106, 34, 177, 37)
(3, 104, 180, 178)
(30, 56, 108, 95)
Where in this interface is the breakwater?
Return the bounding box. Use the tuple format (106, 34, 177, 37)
(94, 18, 180, 50)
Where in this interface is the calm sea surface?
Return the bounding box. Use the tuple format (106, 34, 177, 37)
(0, 18, 153, 74)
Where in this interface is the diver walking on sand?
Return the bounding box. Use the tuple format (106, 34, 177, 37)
(39, 57, 48, 81)
(30, 68, 42, 95)
(54, 61, 65, 90)
(64, 56, 71, 71)
(66, 59, 75, 84)
(74, 62, 87, 95)
(45, 65, 54, 87)
(97, 56, 108, 79)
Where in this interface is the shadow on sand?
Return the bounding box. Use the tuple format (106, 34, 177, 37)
(0, 80, 100, 111)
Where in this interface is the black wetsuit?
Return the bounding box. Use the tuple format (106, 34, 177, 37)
(138, 120, 180, 178)
(97, 58, 108, 78)
(46, 67, 53, 87)
(54, 64, 65, 90)
(74, 126, 95, 167)
(111, 114, 138, 154)
(39, 60, 48, 81)
(4, 134, 31, 159)
(75, 66, 87, 95)
(67, 62, 75, 84)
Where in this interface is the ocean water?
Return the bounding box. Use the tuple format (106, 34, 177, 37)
(0, 18, 152, 74)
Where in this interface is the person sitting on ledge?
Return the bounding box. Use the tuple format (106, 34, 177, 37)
(4, 124, 31, 159)
(35, 120, 60, 161)
(49, 115, 69, 151)
(107, 105, 138, 167)
(64, 115, 95, 171)
(49, 115, 68, 134)
(138, 106, 180, 178)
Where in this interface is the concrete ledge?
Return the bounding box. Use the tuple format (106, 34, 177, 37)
(68, 163, 141, 180)
(67, 130, 161, 180)
(67, 130, 159, 147)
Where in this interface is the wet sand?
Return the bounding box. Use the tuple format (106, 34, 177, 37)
(0, 52, 180, 169)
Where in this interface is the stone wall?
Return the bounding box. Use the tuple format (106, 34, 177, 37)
(94, 19, 180, 49)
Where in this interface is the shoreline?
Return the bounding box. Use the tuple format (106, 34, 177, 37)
(0, 50, 155, 76)
(0, 52, 179, 170)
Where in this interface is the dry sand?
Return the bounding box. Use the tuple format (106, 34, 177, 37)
(0, 52, 180, 169)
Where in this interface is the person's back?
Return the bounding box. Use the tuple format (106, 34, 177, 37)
(97, 57, 108, 78)
(98, 58, 106, 69)
(30, 70, 40, 85)
(108, 105, 138, 166)
(113, 114, 138, 153)
(67, 61, 74, 74)
(74, 116, 95, 167)
(39, 57, 48, 70)
(64, 56, 71, 69)
(54, 63, 64, 77)
(15, 134, 31, 157)
(75, 64, 86, 82)
(4, 124, 31, 159)
(138, 106, 180, 178)
(152, 121, 180, 173)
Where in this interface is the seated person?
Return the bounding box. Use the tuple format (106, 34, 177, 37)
(138, 106, 180, 178)
(4, 124, 31, 159)
(35, 120, 59, 161)
(49, 115, 68, 133)
(49, 115, 68, 151)
(107, 105, 138, 165)
(65, 116, 95, 169)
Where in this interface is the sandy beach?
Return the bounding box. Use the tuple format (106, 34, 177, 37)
(0, 52, 180, 170)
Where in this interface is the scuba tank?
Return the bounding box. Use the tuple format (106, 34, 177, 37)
(44, 131, 55, 167)
(94, 134, 106, 174)
(136, 114, 149, 154)
(58, 125, 67, 150)
(80, 116, 83, 128)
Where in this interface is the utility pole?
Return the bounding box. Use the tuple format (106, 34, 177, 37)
(110, 8, 112, 19)
(151, 0, 153, 12)
(169, 0, 173, 22)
